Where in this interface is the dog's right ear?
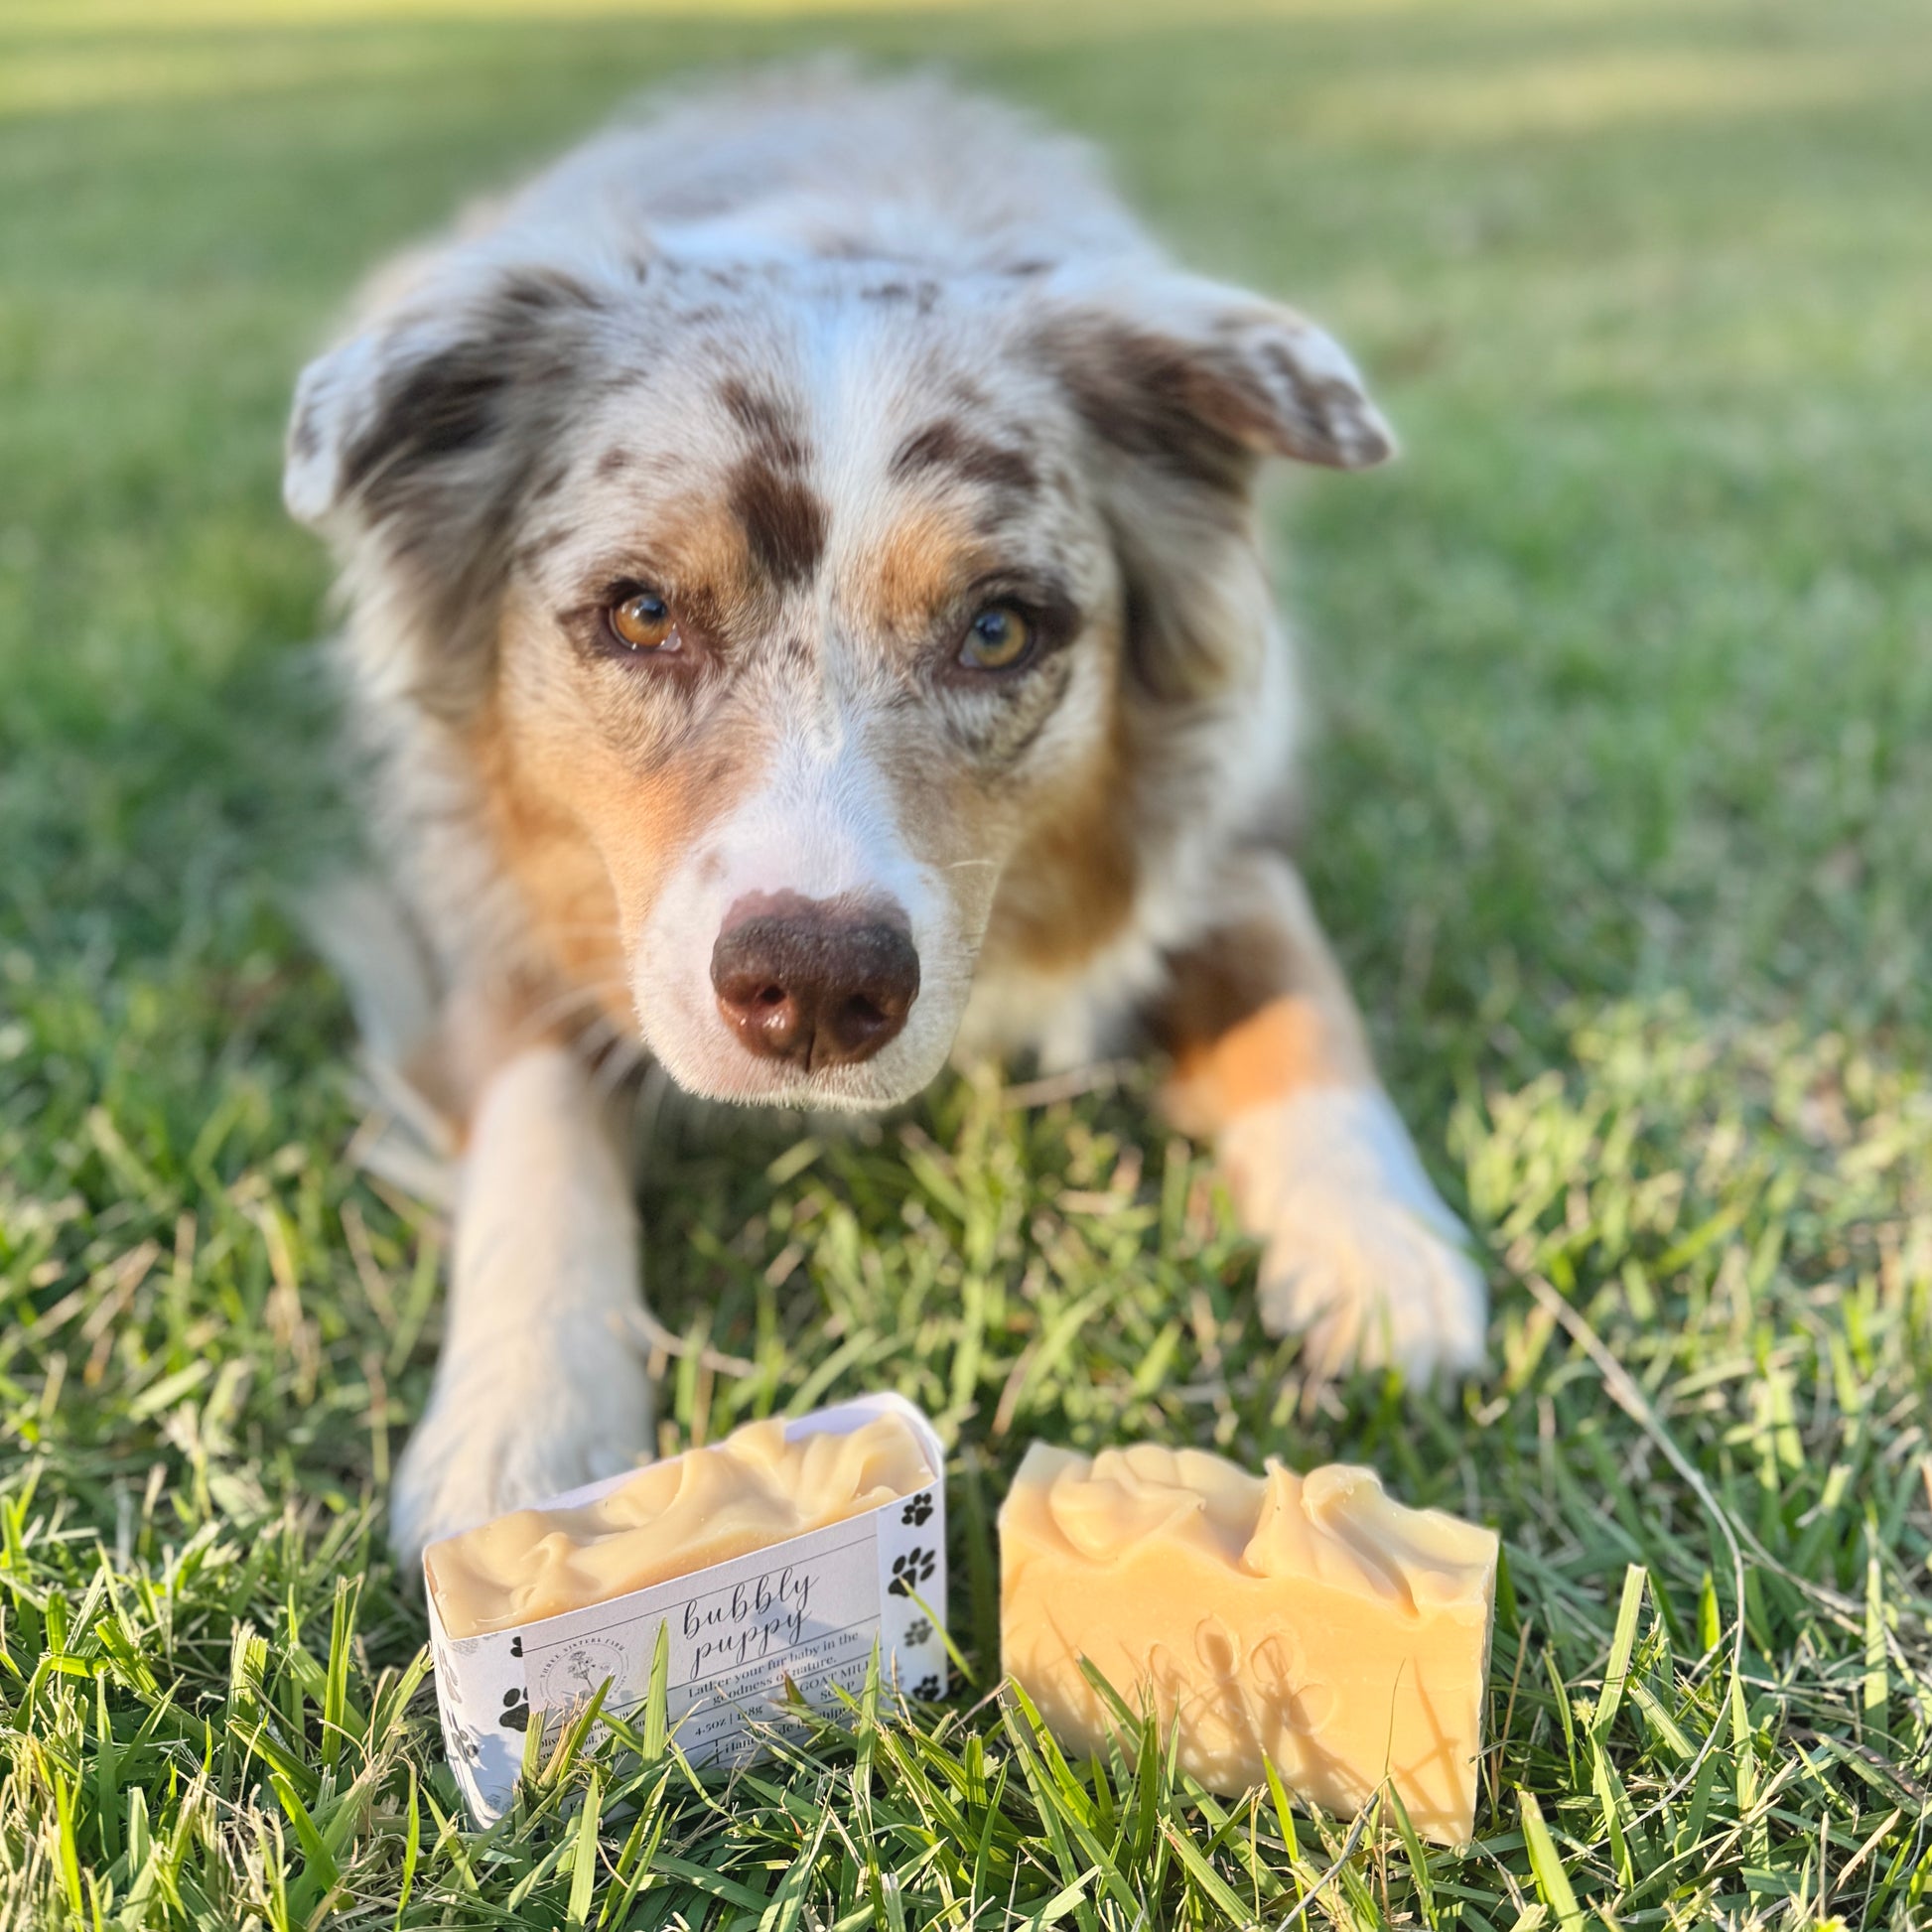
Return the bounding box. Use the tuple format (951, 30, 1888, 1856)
(284, 328, 399, 528)
(283, 267, 609, 710)
(283, 263, 606, 537)
(283, 310, 531, 537)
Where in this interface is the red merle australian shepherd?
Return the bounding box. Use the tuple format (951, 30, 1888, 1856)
(284, 69, 1486, 1563)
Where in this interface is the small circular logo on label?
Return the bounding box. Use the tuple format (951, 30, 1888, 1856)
(536, 1637, 631, 1710)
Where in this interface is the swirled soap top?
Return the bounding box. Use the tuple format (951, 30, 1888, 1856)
(427, 1413, 935, 1639)
(1025, 1441, 1496, 1609)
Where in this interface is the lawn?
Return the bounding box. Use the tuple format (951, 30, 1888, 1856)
(3, 0, 1931, 1924)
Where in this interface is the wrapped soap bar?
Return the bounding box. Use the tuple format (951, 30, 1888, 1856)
(999, 1442, 1497, 1844)
(424, 1396, 949, 1825)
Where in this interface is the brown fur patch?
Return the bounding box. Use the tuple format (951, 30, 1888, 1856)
(890, 420, 1037, 497)
(1042, 315, 1386, 482)
(718, 377, 807, 469)
(1112, 513, 1251, 705)
(729, 459, 827, 588)
(344, 345, 508, 505)
(345, 274, 606, 513)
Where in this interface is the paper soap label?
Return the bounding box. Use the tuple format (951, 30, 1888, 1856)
(522, 1516, 889, 1767)
(427, 1397, 948, 1826)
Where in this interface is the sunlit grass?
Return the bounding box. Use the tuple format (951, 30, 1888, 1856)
(2, 0, 1930, 1924)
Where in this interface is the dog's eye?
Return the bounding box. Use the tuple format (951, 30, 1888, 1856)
(608, 589, 677, 653)
(958, 604, 1034, 672)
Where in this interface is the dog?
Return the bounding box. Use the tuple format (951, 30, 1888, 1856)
(283, 68, 1487, 1565)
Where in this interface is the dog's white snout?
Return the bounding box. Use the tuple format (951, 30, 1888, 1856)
(632, 737, 974, 1108)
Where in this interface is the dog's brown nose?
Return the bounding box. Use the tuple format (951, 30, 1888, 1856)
(711, 894, 920, 1070)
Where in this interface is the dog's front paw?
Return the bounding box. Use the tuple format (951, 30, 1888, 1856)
(1218, 1086, 1487, 1382)
(389, 1317, 654, 1568)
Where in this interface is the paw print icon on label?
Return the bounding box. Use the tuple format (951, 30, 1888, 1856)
(889, 1547, 936, 1596)
(499, 1688, 530, 1731)
(900, 1491, 934, 1527)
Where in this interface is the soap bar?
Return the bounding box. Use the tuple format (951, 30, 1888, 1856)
(427, 1411, 934, 1639)
(999, 1442, 1497, 1844)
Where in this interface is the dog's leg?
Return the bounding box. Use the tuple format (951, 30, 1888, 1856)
(1155, 853, 1486, 1380)
(388, 1042, 653, 1566)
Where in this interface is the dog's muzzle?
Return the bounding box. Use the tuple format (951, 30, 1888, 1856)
(710, 891, 920, 1072)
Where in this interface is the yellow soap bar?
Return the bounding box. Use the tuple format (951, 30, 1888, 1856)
(999, 1442, 1498, 1844)
(426, 1414, 935, 1639)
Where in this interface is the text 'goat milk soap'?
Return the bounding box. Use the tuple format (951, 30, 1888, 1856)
(423, 1396, 948, 1825)
(999, 1442, 1497, 1844)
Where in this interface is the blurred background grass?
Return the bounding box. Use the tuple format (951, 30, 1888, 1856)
(2, 1, 1930, 1925)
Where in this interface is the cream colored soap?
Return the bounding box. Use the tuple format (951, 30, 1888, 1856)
(427, 1414, 934, 1639)
(999, 1442, 1498, 1845)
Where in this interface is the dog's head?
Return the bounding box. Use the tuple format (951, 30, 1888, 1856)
(287, 225, 1389, 1110)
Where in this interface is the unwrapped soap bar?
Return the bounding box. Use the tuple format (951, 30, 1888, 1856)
(427, 1412, 934, 1638)
(1000, 1442, 1498, 1844)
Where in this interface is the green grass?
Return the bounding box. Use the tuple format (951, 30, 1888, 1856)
(3, 0, 1931, 1923)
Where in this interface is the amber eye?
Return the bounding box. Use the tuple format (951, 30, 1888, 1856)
(608, 588, 676, 652)
(958, 604, 1034, 672)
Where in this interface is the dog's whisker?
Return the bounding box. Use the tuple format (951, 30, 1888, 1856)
(507, 983, 622, 1033)
(592, 1039, 651, 1107)
(531, 921, 628, 941)
(501, 981, 639, 1055)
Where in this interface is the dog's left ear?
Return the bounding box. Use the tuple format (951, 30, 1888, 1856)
(1033, 270, 1395, 479)
(1029, 272, 1392, 706)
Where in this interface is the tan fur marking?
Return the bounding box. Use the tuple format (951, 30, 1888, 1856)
(1154, 857, 1375, 1135)
(483, 798, 624, 981)
(471, 703, 636, 1040)
(863, 505, 988, 635)
(488, 692, 766, 971)
(634, 500, 766, 637)
(1165, 994, 1371, 1136)
(601, 749, 763, 919)
(980, 706, 1137, 974)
